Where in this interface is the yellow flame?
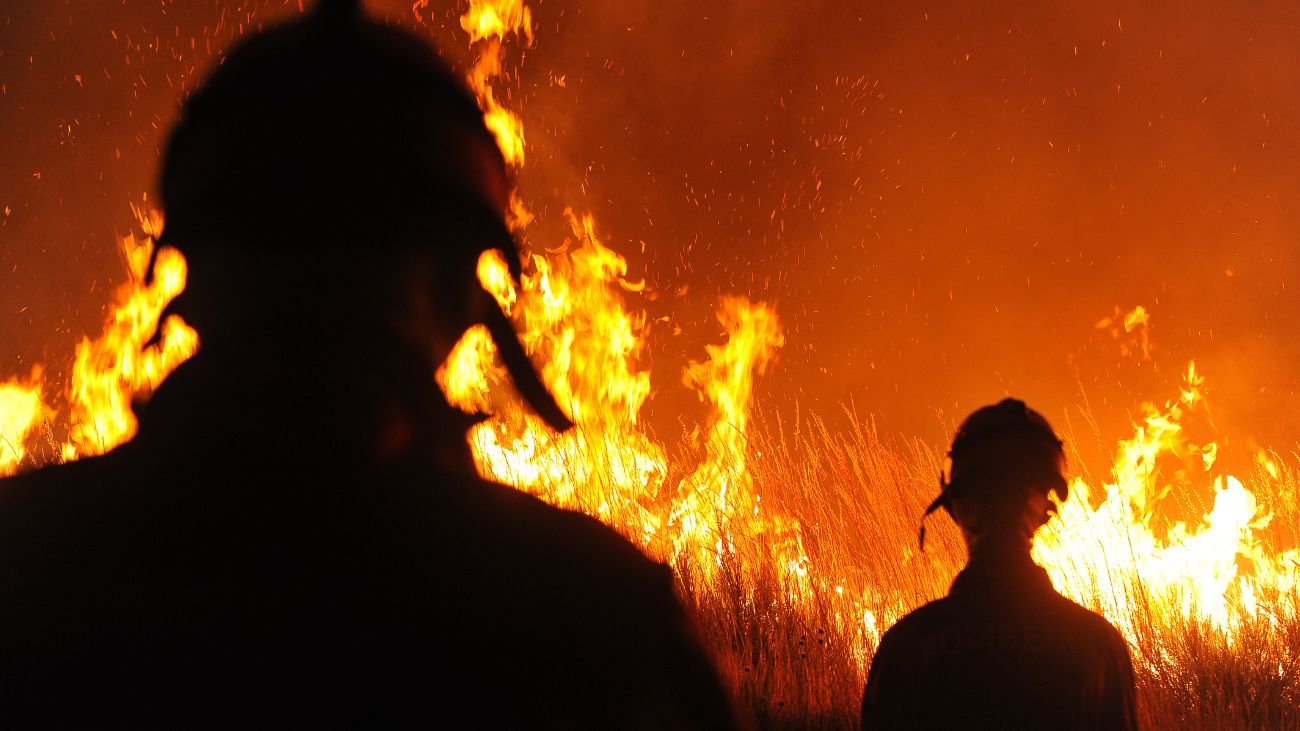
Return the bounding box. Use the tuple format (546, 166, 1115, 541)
(445, 0, 799, 567)
(0, 207, 196, 470)
(459, 0, 532, 167)
(459, 0, 533, 45)
(1035, 361, 1298, 639)
(62, 211, 199, 459)
(442, 212, 670, 536)
(0, 372, 49, 475)
(671, 297, 801, 579)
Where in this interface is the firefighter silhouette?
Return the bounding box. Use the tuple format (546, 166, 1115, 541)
(861, 399, 1138, 731)
(0, 1, 735, 727)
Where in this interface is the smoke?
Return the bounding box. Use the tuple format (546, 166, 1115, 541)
(4, 0, 1299, 464)
(507, 0, 1300, 456)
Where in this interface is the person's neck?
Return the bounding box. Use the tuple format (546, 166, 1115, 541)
(966, 533, 1035, 564)
(141, 331, 460, 457)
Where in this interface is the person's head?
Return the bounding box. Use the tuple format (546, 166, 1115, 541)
(925, 398, 1068, 553)
(154, 0, 570, 430)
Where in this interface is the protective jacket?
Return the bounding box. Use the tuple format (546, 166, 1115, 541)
(0, 351, 736, 729)
(862, 549, 1138, 731)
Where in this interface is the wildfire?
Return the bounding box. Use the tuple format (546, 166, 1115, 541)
(62, 207, 198, 461)
(439, 0, 801, 573)
(1, 4, 1296, 721)
(454, 0, 531, 167)
(0, 373, 47, 474)
(0, 206, 197, 475)
(435, 0, 1298, 678)
(1035, 361, 1300, 639)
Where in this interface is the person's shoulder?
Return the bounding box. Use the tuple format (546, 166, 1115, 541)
(0, 448, 157, 564)
(0, 447, 136, 525)
(865, 595, 956, 706)
(875, 595, 955, 651)
(1048, 590, 1130, 652)
(1, 452, 101, 493)
(455, 475, 672, 584)
(889, 595, 956, 631)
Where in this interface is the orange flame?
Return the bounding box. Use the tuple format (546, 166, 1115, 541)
(0, 206, 197, 471)
(62, 207, 198, 460)
(442, 0, 797, 566)
(670, 297, 803, 579)
(441, 212, 669, 535)
(1035, 360, 1299, 639)
(0, 373, 49, 476)
(458, 0, 532, 167)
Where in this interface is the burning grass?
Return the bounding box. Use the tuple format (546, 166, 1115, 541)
(670, 406, 1300, 730)
(453, 360, 1299, 730)
(5, 371, 1297, 729)
(4, 3, 1297, 728)
(7, 216, 1291, 730)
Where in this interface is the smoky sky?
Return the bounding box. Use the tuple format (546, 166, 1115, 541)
(3, 0, 1298, 471)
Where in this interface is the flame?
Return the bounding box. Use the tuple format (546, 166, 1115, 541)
(441, 242, 791, 558)
(1096, 304, 1152, 360)
(459, 0, 533, 45)
(0, 206, 197, 471)
(442, 0, 797, 568)
(0, 373, 48, 476)
(441, 1, 1298, 676)
(441, 211, 670, 535)
(457, 0, 532, 167)
(670, 297, 807, 581)
(62, 208, 199, 460)
(1035, 360, 1299, 639)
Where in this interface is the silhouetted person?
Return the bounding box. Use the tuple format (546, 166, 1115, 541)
(0, 1, 736, 727)
(861, 399, 1138, 731)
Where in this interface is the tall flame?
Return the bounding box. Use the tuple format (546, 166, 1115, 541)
(455, 0, 531, 167)
(440, 0, 796, 568)
(1035, 360, 1299, 639)
(62, 207, 198, 460)
(0, 205, 197, 473)
(670, 297, 806, 580)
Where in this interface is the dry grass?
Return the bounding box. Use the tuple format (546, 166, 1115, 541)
(7, 404, 1298, 729)
(665, 407, 1300, 730)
